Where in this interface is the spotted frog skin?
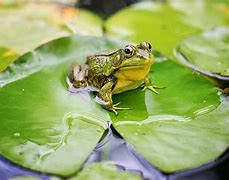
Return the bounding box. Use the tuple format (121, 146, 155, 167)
(68, 42, 163, 115)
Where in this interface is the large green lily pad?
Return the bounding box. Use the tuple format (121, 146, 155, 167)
(111, 60, 229, 172)
(169, 0, 229, 29)
(113, 95, 229, 172)
(111, 60, 219, 122)
(0, 35, 227, 175)
(0, 36, 122, 176)
(0, 3, 103, 72)
(105, 1, 228, 57)
(176, 27, 229, 79)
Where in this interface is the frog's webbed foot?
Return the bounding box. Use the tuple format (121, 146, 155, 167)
(108, 102, 130, 115)
(95, 79, 130, 115)
(143, 77, 165, 94)
(142, 84, 165, 94)
(96, 94, 130, 116)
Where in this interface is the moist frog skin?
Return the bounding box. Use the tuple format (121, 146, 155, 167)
(68, 42, 163, 115)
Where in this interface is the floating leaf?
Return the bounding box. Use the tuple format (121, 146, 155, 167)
(113, 95, 229, 172)
(0, 35, 226, 175)
(66, 9, 103, 37)
(0, 3, 103, 71)
(110, 60, 228, 172)
(169, 0, 229, 29)
(71, 162, 140, 180)
(111, 60, 220, 122)
(175, 27, 229, 80)
(0, 36, 123, 176)
(105, 1, 228, 57)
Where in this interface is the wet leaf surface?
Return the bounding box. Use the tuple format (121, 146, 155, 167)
(71, 162, 141, 180)
(0, 36, 121, 176)
(105, 1, 228, 57)
(111, 60, 220, 122)
(0, 2, 103, 71)
(176, 27, 229, 79)
(113, 95, 229, 173)
(169, 0, 229, 29)
(109, 58, 229, 173)
(0, 35, 227, 175)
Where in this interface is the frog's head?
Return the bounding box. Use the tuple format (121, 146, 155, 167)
(113, 42, 154, 70)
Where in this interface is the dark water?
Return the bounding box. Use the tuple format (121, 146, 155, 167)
(0, 126, 228, 180)
(0, 157, 49, 180)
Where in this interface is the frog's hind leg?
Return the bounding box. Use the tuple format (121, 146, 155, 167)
(95, 77, 129, 115)
(68, 63, 88, 89)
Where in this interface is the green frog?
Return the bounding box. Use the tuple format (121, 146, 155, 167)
(68, 42, 163, 115)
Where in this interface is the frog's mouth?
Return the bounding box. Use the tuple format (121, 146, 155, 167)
(119, 52, 153, 69)
(119, 65, 146, 70)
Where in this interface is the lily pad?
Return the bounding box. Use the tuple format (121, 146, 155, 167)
(0, 3, 103, 71)
(111, 60, 219, 122)
(71, 162, 140, 180)
(113, 95, 229, 173)
(175, 27, 229, 80)
(105, 1, 228, 57)
(0, 36, 123, 176)
(111, 60, 229, 172)
(169, 0, 229, 29)
(0, 35, 227, 175)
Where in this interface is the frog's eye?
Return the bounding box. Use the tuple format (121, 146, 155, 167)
(124, 45, 135, 57)
(140, 42, 152, 51)
(147, 42, 152, 51)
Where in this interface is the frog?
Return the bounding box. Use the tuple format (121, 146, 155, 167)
(67, 42, 163, 115)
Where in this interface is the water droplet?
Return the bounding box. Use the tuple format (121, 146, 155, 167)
(14, 132, 20, 137)
(96, 129, 102, 133)
(22, 88, 25, 91)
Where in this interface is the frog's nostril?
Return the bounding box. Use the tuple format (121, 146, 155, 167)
(142, 53, 151, 61)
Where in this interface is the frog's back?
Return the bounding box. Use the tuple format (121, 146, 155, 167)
(86, 55, 112, 76)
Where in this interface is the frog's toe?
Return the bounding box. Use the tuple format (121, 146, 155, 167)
(147, 85, 159, 94)
(153, 85, 166, 89)
(143, 84, 165, 94)
(114, 106, 130, 110)
(108, 103, 130, 115)
(111, 108, 118, 116)
(113, 102, 121, 107)
(113, 102, 130, 110)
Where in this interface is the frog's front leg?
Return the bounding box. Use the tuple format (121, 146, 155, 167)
(95, 77, 129, 115)
(142, 76, 165, 94)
